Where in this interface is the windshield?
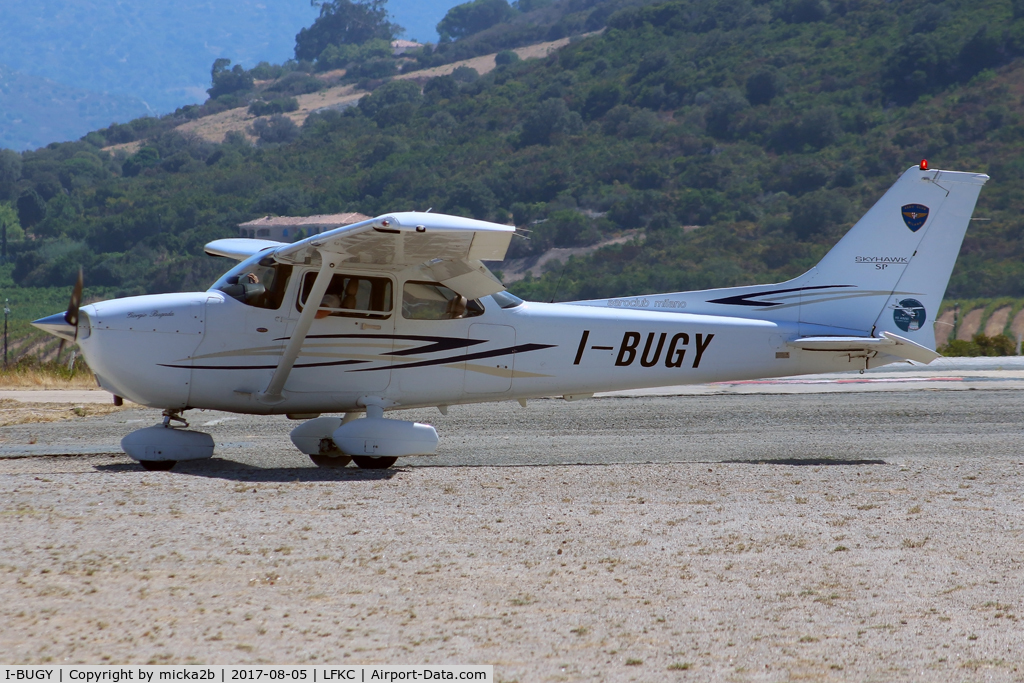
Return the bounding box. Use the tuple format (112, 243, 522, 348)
(210, 252, 293, 310)
(490, 290, 524, 309)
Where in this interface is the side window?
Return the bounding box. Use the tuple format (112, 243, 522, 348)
(215, 257, 293, 310)
(297, 272, 393, 319)
(402, 281, 484, 320)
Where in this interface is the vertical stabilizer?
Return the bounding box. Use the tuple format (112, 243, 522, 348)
(571, 165, 988, 352)
(794, 166, 987, 346)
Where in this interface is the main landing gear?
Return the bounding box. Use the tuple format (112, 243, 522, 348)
(290, 407, 438, 470)
(120, 406, 436, 472)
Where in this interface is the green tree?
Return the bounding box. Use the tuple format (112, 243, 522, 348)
(519, 98, 581, 146)
(0, 202, 25, 251)
(251, 115, 300, 145)
(495, 50, 520, 66)
(0, 150, 22, 202)
(15, 189, 45, 228)
(207, 59, 255, 99)
(437, 0, 514, 42)
(358, 80, 423, 126)
(295, 0, 401, 62)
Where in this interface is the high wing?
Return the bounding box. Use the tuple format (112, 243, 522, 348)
(271, 211, 515, 300)
(204, 238, 283, 261)
(206, 211, 516, 404)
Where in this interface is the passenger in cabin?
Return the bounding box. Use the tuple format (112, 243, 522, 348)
(448, 295, 467, 319)
(316, 293, 341, 319)
(342, 278, 360, 310)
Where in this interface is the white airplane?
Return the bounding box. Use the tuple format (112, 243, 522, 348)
(33, 163, 987, 470)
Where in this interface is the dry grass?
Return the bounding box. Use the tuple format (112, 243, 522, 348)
(0, 399, 131, 427)
(0, 367, 98, 389)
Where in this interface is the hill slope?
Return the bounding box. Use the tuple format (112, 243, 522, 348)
(3, 0, 1024, 314)
(0, 1, 470, 150)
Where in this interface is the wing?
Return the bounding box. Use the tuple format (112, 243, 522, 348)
(205, 238, 284, 261)
(272, 211, 515, 299)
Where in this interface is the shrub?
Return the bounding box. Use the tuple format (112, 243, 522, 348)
(495, 50, 520, 66)
(121, 147, 161, 177)
(789, 189, 850, 239)
(248, 98, 300, 116)
(265, 72, 324, 96)
(250, 115, 300, 145)
(451, 65, 480, 83)
(940, 333, 1017, 357)
(746, 69, 780, 105)
(519, 98, 582, 146)
(358, 79, 423, 126)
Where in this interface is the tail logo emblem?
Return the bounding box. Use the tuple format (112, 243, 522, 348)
(901, 204, 929, 232)
(892, 298, 926, 332)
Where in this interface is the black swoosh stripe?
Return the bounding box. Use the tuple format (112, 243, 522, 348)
(273, 332, 488, 356)
(386, 337, 489, 356)
(160, 359, 367, 370)
(707, 285, 855, 307)
(350, 343, 557, 372)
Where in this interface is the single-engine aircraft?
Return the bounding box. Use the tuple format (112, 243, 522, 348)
(33, 163, 987, 470)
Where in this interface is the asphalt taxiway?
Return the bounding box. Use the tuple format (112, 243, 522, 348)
(1, 366, 1023, 679)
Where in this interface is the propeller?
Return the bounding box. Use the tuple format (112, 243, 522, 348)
(57, 268, 83, 361)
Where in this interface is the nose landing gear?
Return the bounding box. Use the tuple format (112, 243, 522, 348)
(121, 409, 215, 471)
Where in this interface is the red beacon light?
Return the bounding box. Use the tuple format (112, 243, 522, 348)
(920, 159, 929, 171)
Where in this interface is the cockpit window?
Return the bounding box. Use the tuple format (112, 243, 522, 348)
(402, 281, 484, 320)
(490, 290, 524, 309)
(297, 272, 393, 319)
(211, 253, 293, 310)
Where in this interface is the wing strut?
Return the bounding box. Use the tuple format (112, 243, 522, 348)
(258, 253, 335, 404)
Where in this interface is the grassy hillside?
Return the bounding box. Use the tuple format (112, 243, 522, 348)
(2, 0, 1024, 321)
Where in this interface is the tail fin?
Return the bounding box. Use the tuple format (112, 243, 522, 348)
(791, 165, 987, 347)
(574, 165, 988, 351)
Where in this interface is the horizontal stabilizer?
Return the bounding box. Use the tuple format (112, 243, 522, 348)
(205, 238, 283, 260)
(788, 331, 940, 365)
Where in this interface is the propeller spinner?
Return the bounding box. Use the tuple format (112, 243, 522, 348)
(31, 268, 83, 349)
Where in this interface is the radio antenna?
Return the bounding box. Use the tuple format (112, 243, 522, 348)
(548, 261, 568, 304)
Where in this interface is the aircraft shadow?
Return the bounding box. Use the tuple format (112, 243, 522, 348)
(93, 459, 400, 482)
(721, 457, 886, 466)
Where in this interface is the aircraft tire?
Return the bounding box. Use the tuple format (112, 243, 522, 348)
(309, 453, 353, 468)
(352, 456, 398, 470)
(139, 460, 176, 471)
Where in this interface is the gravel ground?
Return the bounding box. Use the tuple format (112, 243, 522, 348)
(1, 390, 1023, 681)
